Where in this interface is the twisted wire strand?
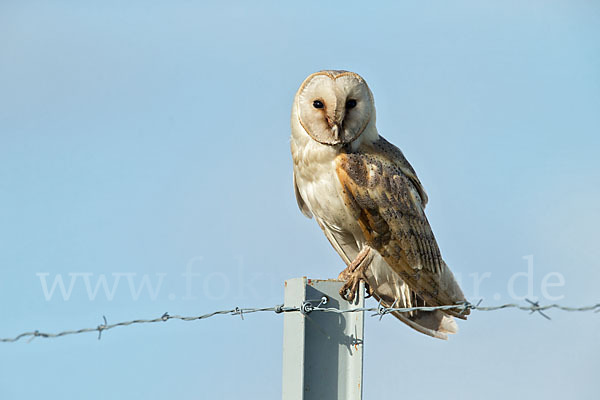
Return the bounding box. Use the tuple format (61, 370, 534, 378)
(1, 301, 598, 343)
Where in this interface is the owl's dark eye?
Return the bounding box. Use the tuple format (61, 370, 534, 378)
(346, 99, 357, 109)
(313, 100, 324, 109)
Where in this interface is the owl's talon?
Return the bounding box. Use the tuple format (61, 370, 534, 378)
(364, 283, 373, 298)
(338, 250, 372, 302)
(339, 274, 366, 302)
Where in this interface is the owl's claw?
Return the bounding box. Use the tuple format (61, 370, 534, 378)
(338, 247, 374, 302)
(364, 283, 373, 298)
(339, 270, 368, 302)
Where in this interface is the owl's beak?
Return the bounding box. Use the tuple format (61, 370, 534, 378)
(326, 114, 344, 144)
(330, 123, 342, 141)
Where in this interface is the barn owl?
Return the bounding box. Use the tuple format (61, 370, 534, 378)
(290, 70, 469, 339)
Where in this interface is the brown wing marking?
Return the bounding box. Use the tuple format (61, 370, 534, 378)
(372, 136, 429, 207)
(336, 150, 468, 318)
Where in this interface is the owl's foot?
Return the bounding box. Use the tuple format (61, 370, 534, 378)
(338, 247, 374, 302)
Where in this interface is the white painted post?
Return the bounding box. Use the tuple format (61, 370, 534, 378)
(282, 277, 365, 400)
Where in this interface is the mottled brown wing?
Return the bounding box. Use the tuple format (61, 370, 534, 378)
(370, 136, 429, 207)
(336, 138, 469, 318)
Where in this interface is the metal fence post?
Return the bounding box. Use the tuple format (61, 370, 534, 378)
(282, 277, 365, 400)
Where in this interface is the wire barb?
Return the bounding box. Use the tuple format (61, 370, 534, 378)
(525, 299, 551, 320)
(97, 316, 108, 340)
(1, 301, 598, 343)
(233, 307, 244, 320)
(376, 298, 398, 320)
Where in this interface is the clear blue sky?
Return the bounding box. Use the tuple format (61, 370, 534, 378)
(1, 1, 599, 399)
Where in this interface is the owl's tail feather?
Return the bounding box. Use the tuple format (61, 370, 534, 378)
(365, 254, 460, 340)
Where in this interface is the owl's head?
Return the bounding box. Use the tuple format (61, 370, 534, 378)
(293, 70, 375, 146)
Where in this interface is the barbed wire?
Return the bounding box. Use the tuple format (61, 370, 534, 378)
(1, 299, 598, 343)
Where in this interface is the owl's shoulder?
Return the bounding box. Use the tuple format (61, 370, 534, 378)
(335, 135, 429, 207)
